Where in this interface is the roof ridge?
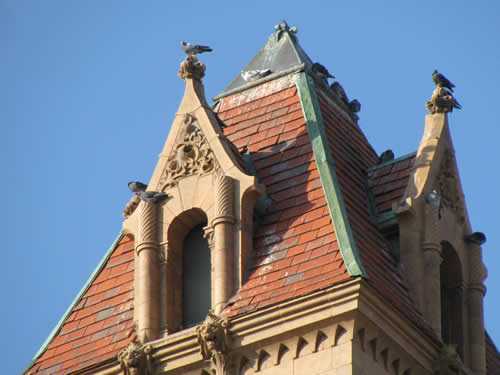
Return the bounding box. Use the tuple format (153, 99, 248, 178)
(295, 71, 367, 278)
(23, 230, 125, 374)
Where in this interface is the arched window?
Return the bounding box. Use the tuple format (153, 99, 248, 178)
(182, 224, 211, 327)
(440, 242, 464, 358)
(165, 209, 211, 332)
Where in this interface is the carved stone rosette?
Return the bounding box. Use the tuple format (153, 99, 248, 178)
(117, 341, 153, 375)
(426, 87, 458, 114)
(436, 149, 465, 223)
(159, 114, 217, 191)
(196, 310, 232, 375)
(178, 55, 206, 80)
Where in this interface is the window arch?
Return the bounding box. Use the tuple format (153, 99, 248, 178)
(440, 241, 464, 358)
(165, 209, 210, 332)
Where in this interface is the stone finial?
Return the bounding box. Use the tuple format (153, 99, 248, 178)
(117, 341, 153, 375)
(274, 20, 298, 42)
(196, 310, 231, 374)
(178, 55, 206, 80)
(426, 86, 461, 114)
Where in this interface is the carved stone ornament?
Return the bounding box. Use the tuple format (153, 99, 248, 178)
(178, 54, 206, 80)
(123, 194, 141, 218)
(117, 341, 153, 375)
(274, 20, 298, 42)
(159, 113, 217, 191)
(436, 149, 465, 223)
(426, 86, 459, 114)
(196, 310, 232, 375)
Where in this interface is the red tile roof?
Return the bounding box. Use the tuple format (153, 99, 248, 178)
(219, 78, 350, 316)
(368, 154, 416, 214)
(486, 331, 500, 375)
(219, 75, 434, 342)
(25, 235, 135, 375)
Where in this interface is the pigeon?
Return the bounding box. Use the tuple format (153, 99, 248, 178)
(432, 70, 455, 92)
(348, 99, 361, 113)
(312, 63, 335, 80)
(378, 150, 394, 164)
(330, 82, 349, 104)
(241, 69, 272, 82)
(181, 41, 212, 55)
(128, 181, 170, 203)
(128, 181, 148, 193)
(138, 191, 170, 203)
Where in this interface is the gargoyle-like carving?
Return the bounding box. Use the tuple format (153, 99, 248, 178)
(178, 54, 206, 80)
(117, 341, 153, 375)
(426, 86, 460, 114)
(123, 194, 141, 218)
(436, 149, 465, 223)
(159, 114, 217, 190)
(196, 310, 231, 375)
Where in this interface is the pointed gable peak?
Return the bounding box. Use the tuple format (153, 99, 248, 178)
(217, 20, 315, 99)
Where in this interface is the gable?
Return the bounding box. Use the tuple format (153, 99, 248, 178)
(24, 233, 135, 375)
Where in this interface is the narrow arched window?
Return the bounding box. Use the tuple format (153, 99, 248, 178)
(441, 242, 464, 359)
(182, 224, 211, 328)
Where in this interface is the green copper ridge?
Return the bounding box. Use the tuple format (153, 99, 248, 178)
(295, 72, 367, 278)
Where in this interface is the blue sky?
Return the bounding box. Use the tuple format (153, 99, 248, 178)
(3, 1, 500, 373)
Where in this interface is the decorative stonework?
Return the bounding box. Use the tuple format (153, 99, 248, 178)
(436, 149, 465, 223)
(426, 87, 459, 114)
(178, 55, 206, 80)
(274, 20, 298, 42)
(159, 114, 217, 191)
(117, 341, 153, 375)
(196, 310, 232, 375)
(123, 194, 141, 218)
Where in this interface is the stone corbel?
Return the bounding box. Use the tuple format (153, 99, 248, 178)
(117, 341, 154, 375)
(196, 310, 232, 375)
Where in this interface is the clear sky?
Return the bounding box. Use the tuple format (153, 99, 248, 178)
(3, 1, 500, 373)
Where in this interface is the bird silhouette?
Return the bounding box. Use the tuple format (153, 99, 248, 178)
(432, 70, 455, 92)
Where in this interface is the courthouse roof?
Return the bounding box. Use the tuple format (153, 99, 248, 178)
(25, 21, 499, 374)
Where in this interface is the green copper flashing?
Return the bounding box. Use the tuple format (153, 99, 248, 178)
(367, 151, 417, 172)
(295, 72, 368, 278)
(23, 230, 126, 373)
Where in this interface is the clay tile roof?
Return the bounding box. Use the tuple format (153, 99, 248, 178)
(486, 331, 500, 375)
(24, 233, 135, 375)
(367, 153, 416, 215)
(217, 27, 434, 340)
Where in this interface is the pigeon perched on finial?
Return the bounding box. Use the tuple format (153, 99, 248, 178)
(312, 63, 335, 82)
(241, 69, 272, 82)
(181, 41, 212, 55)
(432, 70, 455, 92)
(128, 181, 170, 203)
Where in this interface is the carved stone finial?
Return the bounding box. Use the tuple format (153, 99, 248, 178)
(178, 54, 206, 80)
(196, 310, 232, 375)
(123, 194, 141, 218)
(426, 87, 460, 114)
(117, 341, 153, 375)
(274, 20, 298, 42)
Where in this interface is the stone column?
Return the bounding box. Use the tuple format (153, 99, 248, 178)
(212, 175, 235, 315)
(467, 243, 487, 375)
(136, 201, 161, 342)
(422, 200, 442, 337)
(203, 225, 216, 309)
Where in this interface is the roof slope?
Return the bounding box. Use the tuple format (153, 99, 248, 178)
(219, 76, 350, 316)
(24, 234, 135, 375)
(486, 331, 500, 374)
